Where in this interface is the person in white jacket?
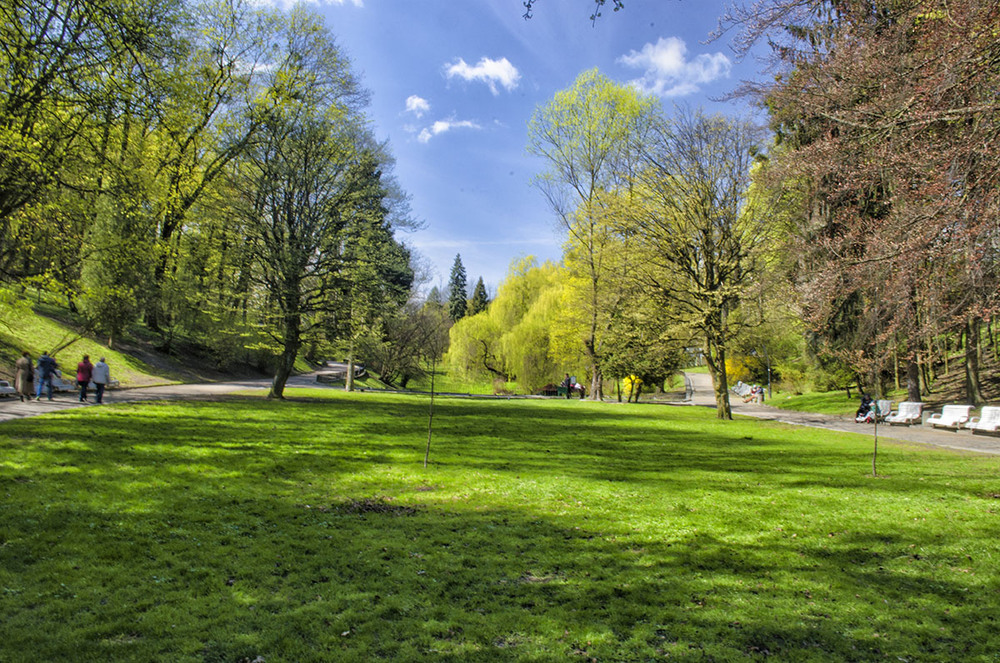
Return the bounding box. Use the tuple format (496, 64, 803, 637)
(92, 358, 111, 404)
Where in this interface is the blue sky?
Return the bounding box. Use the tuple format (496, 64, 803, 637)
(279, 0, 763, 294)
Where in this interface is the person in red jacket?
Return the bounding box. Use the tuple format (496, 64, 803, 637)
(76, 355, 94, 402)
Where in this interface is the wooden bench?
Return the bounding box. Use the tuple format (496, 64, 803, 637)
(927, 404, 974, 429)
(966, 406, 1000, 435)
(885, 401, 923, 426)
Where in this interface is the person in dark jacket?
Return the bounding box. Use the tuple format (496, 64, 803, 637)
(561, 373, 572, 399)
(35, 352, 57, 401)
(855, 394, 874, 422)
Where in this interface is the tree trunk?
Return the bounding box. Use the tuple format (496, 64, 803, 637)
(590, 366, 603, 401)
(992, 316, 998, 356)
(583, 335, 602, 401)
(989, 316, 997, 355)
(424, 356, 437, 468)
(269, 314, 301, 399)
(346, 340, 356, 392)
(965, 317, 985, 405)
(704, 334, 732, 420)
(919, 348, 932, 394)
(905, 356, 921, 402)
(893, 344, 900, 390)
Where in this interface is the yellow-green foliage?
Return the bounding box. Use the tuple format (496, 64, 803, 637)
(499, 267, 565, 390)
(528, 72, 658, 384)
(446, 257, 571, 392)
(726, 356, 754, 384)
(445, 312, 502, 382)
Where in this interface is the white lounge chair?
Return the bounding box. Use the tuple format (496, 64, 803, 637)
(885, 402, 923, 426)
(927, 404, 974, 429)
(966, 406, 1000, 435)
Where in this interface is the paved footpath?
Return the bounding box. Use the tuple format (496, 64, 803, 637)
(3, 371, 998, 456)
(684, 372, 1000, 456)
(0, 375, 317, 424)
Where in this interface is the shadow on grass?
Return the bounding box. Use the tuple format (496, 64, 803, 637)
(1, 493, 992, 661)
(5, 396, 876, 485)
(2, 394, 998, 660)
(5, 393, 992, 497)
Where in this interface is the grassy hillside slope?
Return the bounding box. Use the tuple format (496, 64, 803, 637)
(0, 305, 179, 387)
(0, 301, 283, 388)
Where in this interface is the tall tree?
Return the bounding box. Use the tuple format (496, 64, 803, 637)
(0, 0, 178, 287)
(738, 0, 1000, 404)
(229, 7, 372, 398)
(629, 108, 772, 419)
(447, 254, 468, 322)
(141, 0, 270, 335)
(527, 68, 657, 399)
(79, 174, 156, 348)
(0, 0, 175, 226)
(335, 148, 415, 391)
(469, 276, 489, 315)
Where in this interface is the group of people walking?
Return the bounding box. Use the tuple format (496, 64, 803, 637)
(13, 351, 112, 404)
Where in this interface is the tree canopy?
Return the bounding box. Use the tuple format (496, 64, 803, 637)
(0, 1, 416, 394)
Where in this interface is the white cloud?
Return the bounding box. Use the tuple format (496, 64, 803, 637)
(405, 95, 431, 118)
(417, 119, 482, 144)
(444, 57, 521, 95)
(618, 37, 731, 97)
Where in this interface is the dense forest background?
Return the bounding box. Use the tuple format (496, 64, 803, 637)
(1, 0, 997, 413)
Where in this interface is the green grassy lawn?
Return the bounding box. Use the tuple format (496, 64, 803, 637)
(2, 393, 999, 661)
(405, 368, 514, 395)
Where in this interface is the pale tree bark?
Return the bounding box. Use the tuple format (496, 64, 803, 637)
(345, 348, 356, 392)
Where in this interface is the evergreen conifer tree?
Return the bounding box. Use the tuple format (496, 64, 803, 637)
(447, 254, 468, 321)
(469, 276, 489, 315)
